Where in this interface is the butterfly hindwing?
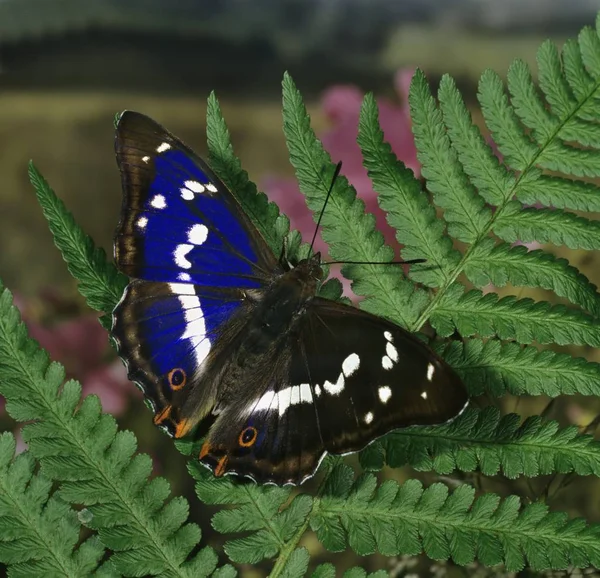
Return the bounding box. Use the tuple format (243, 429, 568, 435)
(196, 293, 467, 485)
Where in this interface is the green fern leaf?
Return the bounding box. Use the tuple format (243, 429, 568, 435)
(0, 284, 221, 577)
(0, 433, 104, 577)
(206, 92, 290, 256)
(360, 406, 600, 478)
(494, 204, 600, 251)
(438, 74, 514, 207)
(464, 240, 600, 315)
(313, 465, 600, 571)
(410, 70, 492, 244)
(281, 72, 425, 328)
(432, 287, 600, 345)
(357, 91, 459, 288)
(28, 162, 127, 327)
(516, 173, 600, 212)
(441, 339, 600, 397)
(191, 464, 312, 565)
(537, 40, 575, 119)
(277, 547, 309, 578)
(312, 565, 387, 578)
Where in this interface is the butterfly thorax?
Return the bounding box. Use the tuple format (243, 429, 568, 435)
(241, 253, 323, 355)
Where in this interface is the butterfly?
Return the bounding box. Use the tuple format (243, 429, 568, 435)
(111, 111, 469, 485)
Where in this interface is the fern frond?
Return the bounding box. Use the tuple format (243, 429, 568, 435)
(191, 464, 312, 566)
(464, 240, 600, 316)
(281, 72, 427, 328)
(441, 339, 600, 397)
(494, 204, 600, 251)
(431, 287, 600, 346)
(206, 92, 290, 256)
(28, 162, 127, 327)
(277, 548, 309, 578)
(0, 284, 222, 577)
(516, 174, 600, 212)
(410, 70, 492, 244)
(357, 92, 460, 289)
(312, 465, 600, 571)
(312, 564, 387, 578)
(359, 407, 600, 478)
(0, 433, 104, 577)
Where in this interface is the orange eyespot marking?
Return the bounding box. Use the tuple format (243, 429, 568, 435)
(238, 426, 258, 447)
(168, 368, 187, 391)
(214, 455, 228, 477)
(199, 441, 211, 459)
(153, 405, 172, 425)
(174, 418, 193, 439)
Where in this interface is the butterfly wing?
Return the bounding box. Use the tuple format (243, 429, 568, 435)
(198, 296, 468, 485)
(112, 111, 280, 436)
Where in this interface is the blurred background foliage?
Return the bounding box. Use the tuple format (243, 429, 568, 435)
(1, 1, 600, 576)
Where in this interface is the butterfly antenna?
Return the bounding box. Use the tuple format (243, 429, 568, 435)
(310, 161, 342, 255)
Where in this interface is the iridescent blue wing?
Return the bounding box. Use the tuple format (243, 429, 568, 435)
(114, 111, 278, 286)
(112, 111, 280, 437)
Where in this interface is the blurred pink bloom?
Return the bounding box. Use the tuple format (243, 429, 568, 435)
(263, 68, 419, 262)
(11, 292, 131, 416)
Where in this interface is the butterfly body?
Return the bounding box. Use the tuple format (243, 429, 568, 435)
(112, 111, 468, 485)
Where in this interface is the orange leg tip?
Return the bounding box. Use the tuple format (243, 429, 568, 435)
(174, 418, 193, 439)
(214, 456, 228, 477)
(199, 441, 211, 459)
(153, 405, 172, 425)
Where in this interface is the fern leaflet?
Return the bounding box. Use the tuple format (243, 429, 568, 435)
(359, 406, 600, 478)
(0, 433, 105, 577)
(312, 465, 600, 572)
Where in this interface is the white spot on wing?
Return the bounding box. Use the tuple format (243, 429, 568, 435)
(324, 373, 345, 396)
(342, 353, 360, 377)
(156, 142, 171, 153)
(205, 183, 218, 193)
(168, 283, 210, 367)
(382, 356, 393, 370)
(386, 341, 398, 363)
(188, 224, 209, 245)
(300, 383, 312, 403)
(427, 362, 435, 381)
(384, 331, 393, 341)
(137, 216, 148, 229)
(421, 391, 428, 400)
(150, 194, 166, 209)
(142, 155, 150, 163)
(378, 386, 392, 403)
(364, 412, 374, 424)
(174, 244, 193, 269)
(249, 383, 313, 417)
(290, 386, 300, 405)
(254, 390, 276, 412)
(278, 388, 293, 416)
(178, 272, 191, 281)
(185, 180, 205, 193)
(180, 187, 194, 201)
(314, 384, 322, 397)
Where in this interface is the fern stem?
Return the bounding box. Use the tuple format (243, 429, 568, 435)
(244, 485, 286, 549)
(269, 504, 315, 578)
(409, 71, 600, 333)
(269, 459, 338, 577)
